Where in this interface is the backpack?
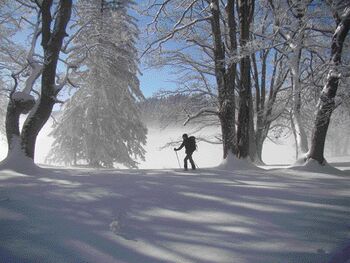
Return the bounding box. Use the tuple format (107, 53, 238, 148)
(188, 136, 197, 152)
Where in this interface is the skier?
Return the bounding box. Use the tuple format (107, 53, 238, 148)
(174, 133, 196, 170)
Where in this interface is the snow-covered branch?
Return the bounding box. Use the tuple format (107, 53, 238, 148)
(22, 14, 42, 95)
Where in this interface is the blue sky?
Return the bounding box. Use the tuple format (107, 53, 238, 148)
(135, 1, 178, 98)
(138, 66, 177, 98)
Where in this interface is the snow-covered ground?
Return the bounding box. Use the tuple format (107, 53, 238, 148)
(0, 156, 349, 263)
(1, 122, 350, 262)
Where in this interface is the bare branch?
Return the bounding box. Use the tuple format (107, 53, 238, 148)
(183, 107, 219, 126)
(142, 15, 212, 57)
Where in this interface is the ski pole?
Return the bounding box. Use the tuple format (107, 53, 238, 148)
(194, 162, 199, 169)
(175, 151, 181, 168)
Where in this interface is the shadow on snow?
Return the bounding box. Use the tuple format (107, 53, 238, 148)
(0, 165, 349, 263)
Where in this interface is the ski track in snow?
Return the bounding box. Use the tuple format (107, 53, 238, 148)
(0, 162, 349, 263)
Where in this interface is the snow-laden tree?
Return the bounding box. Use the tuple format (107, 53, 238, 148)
(307, 0, 350, 164)
(143, 0, 260, 161)
(46, 96, 85, 166)
(267, 0, 334, 159)
(143, 0, 302, 165)
(0, 0, 72, 168)
(0, 1, 26, 140)
(251, 49, 290, 163)
(47, 0, 147, 168)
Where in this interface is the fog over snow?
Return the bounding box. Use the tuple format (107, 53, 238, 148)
(0, 118, 296, 169)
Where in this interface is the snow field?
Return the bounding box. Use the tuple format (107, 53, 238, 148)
(0, 160, 349, 263)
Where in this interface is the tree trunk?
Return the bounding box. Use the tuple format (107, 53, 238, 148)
(21, 98, 56, 158)
(255, 132, 264, 163)
(248, 92, 258, 162)
(290, 65, 309, 158)
(251, 48, 269, 164)
(20, 0, 72, 160)
(6, 100, 21, 151)
(307, 6, 350, 164)
(237, 58, 251, 158)
(291, 107, 309, 157)
(290, 111, 299, 160)
(6, 92, 35, 151)
(236, 0, 254, 159)
(222, 0, 237, 158)
(289, 11, 309, 158)
(210, 0, 237, 159)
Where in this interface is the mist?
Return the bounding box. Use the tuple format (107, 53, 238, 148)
(0, 119, 298, 169)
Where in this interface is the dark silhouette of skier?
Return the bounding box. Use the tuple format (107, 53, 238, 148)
(174, 133, 196, 170)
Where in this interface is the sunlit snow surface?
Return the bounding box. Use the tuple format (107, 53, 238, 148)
(0, 158, 349, 263)
(1, 121, 350, 262)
